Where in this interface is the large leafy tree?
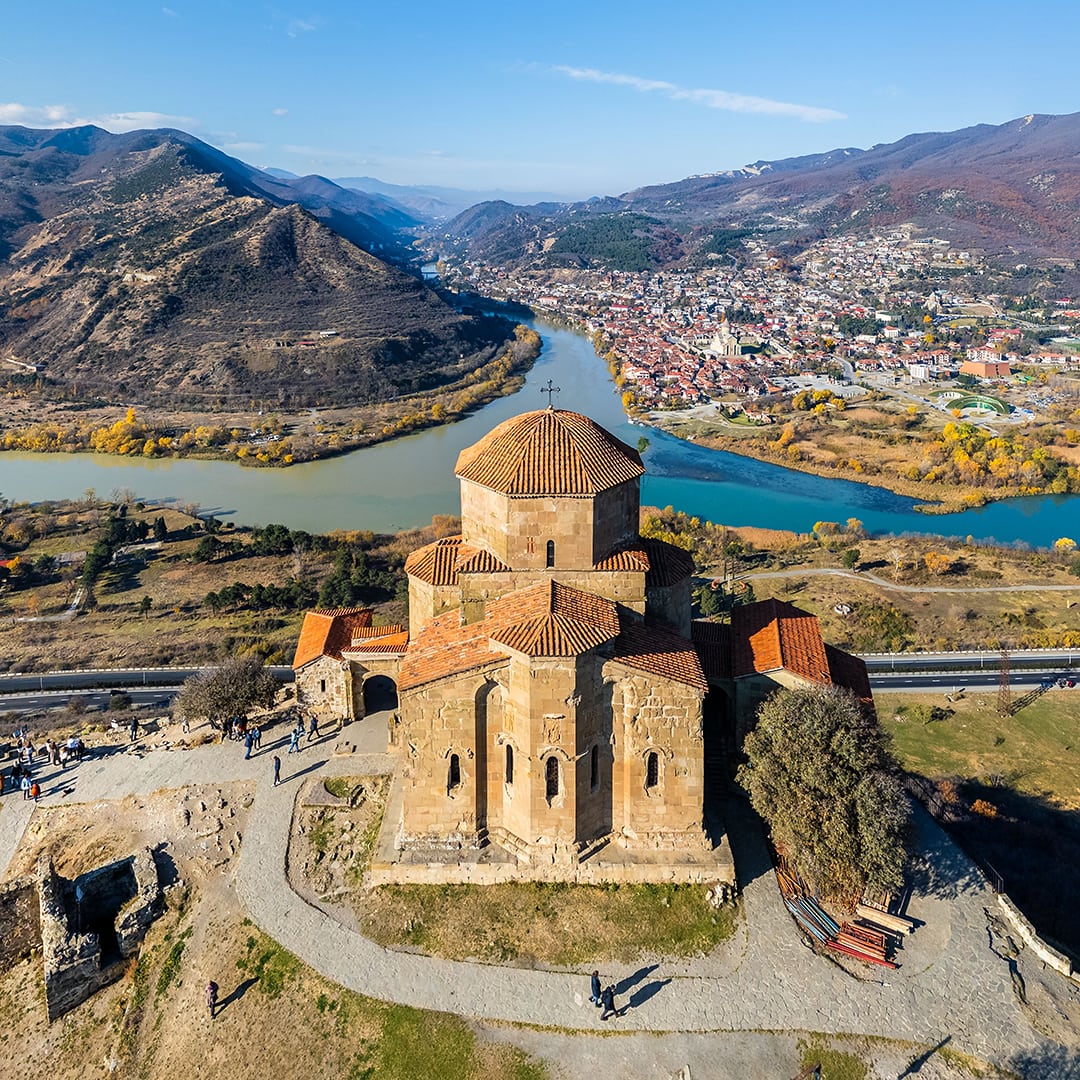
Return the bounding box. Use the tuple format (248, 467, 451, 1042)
(175, 656, 279, 730)
(737, 684, 910, 902)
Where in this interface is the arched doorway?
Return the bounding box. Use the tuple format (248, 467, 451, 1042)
(363, 675, 398, 715)
(702, 685, 733, 798)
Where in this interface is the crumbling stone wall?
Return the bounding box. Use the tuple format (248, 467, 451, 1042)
(38, 851, 162, 1022)
(0, 877, 40, 972)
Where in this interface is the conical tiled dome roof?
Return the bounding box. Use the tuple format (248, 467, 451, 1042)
(455, 408, 644, 496)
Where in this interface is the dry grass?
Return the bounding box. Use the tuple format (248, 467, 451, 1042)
(359, 882, 737, 966)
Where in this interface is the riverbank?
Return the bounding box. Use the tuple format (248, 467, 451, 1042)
(0, 326, 541, 469)
(645, 407, 1051, 516)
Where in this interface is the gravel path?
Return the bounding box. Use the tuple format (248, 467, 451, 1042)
(1, 716, 1072, 1076)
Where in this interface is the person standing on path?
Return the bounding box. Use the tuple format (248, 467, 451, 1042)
(308, 714, 319, 742)
(288, 728, 301, 754)
(244, 730, 254, 760)
(205, 980, 218, 1019)
(251, 724, 261, 752)
(589, 971, 602, 1007)
(30, 780, 40, 802)
(129, 718, 139, 743)
(600, 985, 617, 1021)
(21, 775, 31, 800)
(272, 755, 281, 786)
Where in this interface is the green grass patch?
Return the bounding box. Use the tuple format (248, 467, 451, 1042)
(878, 691, 1080, 805)
(236, 934, 301, 999)
(309, 810, 337, 854)
(154, 925, 192, 997)
(324, 776, 355, 800)
(798, 1036, 868, 1080)
(360, 881, 737, 965)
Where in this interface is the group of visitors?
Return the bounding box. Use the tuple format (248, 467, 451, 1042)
(2, 730, 86, 801)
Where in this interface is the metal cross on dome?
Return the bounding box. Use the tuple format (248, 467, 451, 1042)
(541, 379, 562, 408)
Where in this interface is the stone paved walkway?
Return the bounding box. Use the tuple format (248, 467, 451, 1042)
(0, 717, 1072, 1076)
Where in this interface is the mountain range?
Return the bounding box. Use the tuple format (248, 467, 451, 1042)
(0, 125, 512, 408)
(442, 112, 1080, 270)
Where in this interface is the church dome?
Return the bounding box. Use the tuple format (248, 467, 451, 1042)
(455, 408, 644, 496)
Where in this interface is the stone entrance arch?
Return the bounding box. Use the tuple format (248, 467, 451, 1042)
(363, 674, 398, 715)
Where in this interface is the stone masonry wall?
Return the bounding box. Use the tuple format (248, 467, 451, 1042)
(0, 878, 40, 973)
(608, 666, 707, 848)
(296, 655, 352, 719)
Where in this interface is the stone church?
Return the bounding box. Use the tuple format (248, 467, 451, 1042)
(293, 406, 871, 881)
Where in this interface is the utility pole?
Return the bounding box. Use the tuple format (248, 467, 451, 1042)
(998, 646, 1012, 718)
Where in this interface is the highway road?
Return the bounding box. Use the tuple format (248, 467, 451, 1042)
(869, 669, 1072, 693)
(0, 688, 179, 714)
(0, 665, 294, 694)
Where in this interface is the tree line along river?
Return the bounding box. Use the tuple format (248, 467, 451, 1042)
(2, 319, 1080, 546)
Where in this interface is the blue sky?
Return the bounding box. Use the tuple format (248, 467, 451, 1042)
(2, 1, 1077, 198)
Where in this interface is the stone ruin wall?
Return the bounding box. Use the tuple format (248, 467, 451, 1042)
(38, 850, 163, 1022)
(0, 877, 40, 974)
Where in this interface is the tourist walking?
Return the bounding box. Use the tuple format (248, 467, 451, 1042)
(308, 714, 319, 741)
(288, 728, 301, 754)
(600, 985, 617, 1021)
(589, 970, 602, 1007)
(244, 730, 254, 760)
(21, 775, 31, 800)
(30, 781, 40, 802)
(251, 724, 261, 751)
(272, 755, 281, 786)
(205, 980, 218, 1019)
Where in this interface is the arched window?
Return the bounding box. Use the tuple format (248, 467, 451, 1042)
(505, 744, 514, 785)
(590, 744, 599, 790)
(545, 756, 559, 800)
(546, 540, 555, 568)
(448, 753, 461, 791)
(645, 751, 659, 790)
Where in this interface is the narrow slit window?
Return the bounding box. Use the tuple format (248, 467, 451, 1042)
(645, 751, 659, 790)
(546, 540, 555, 568)
(448, 753, 461, 791)
(545, 756, 559, 800)
(590, 744, 599, 790)
(505, 744, 514, 785)
(319, 679, 326, 693)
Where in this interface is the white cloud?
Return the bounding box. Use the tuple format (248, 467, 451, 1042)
(552, 65, 845, 123)
(224, 141, 266, 154)
(0, 103, 76, 125)
(0, 103, 197, 132)
(272, 107, 289, 117)
(162, 6, 179, 17)
(287, 17, 317, 37)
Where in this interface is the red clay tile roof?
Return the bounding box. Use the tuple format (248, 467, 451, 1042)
(405, 535, 512, 586)
(404, 535, 463, 586)
(594, 544, 651, 572)
(455, 408, 644, 496)
(397, 610, 508, 692)
(731, 599, 831, 685)
(692, 619, 733, 681)
(824, 644, 875, 714)
(487, 580, 621, 657)
(293, 607, 373, 669)
(343, 625, 409, 656)
(455, 544, 511, 575)
(641, 538, 695, 587)
(613, 617, 708, 691)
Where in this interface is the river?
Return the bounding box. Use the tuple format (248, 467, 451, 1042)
(2, 320, 1079, 544)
